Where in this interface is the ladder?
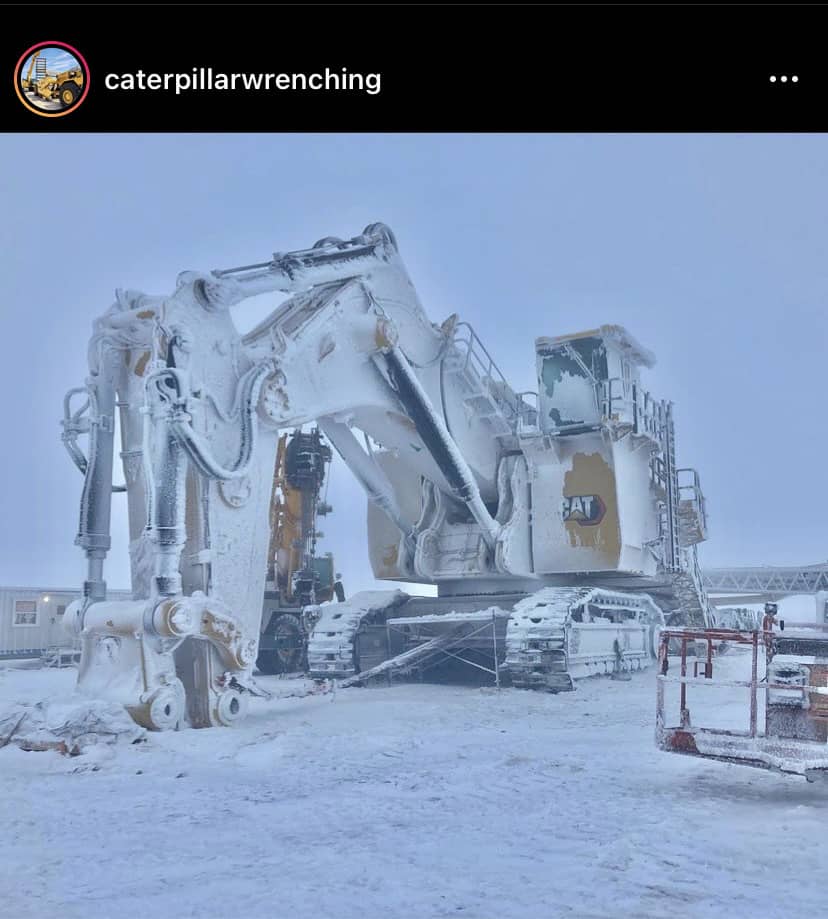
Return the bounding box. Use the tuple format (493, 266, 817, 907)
(33, 56, 47, 87)
(656, 405, 712, 627)
(660, 402, 682, 573)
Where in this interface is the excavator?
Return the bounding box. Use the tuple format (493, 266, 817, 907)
(61, 223, 710, 728)
(257, 427, 344, 675)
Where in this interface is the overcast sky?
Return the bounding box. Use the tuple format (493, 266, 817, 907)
(1, 134, 826, 602)
(21, 47, 80, 76)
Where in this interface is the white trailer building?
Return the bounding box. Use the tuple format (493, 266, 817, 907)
(0, 586, 131, 659)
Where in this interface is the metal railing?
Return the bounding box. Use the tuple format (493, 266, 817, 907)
(657, 625, 828, 742)
(677, 467, 709, 535)
(601, 377, 665, 440)
(514, 391, 539, 433)
(450, 321, 525, 426)
(687, 546, 713, 624)
(702, 564, 828, 597)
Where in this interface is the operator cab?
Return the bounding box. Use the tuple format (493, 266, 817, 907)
(535, 324, 656, 436)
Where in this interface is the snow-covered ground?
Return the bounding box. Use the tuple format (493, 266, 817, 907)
(1, 655, 825, 919)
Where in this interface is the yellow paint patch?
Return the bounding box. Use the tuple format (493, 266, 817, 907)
(377, 543, 399, 577)
(134, 351, 151, 377)
(562, 451, 621, 565)
(374, 318, 397, 350)
(136, 310, 155, 320)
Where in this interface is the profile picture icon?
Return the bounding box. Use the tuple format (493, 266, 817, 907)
(15, 42, 89, 117)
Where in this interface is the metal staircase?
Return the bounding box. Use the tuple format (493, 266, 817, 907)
(444, 322, 525, 444)
(666, 547, 712, 627)
(646, 403, 711, 627)
(677, 468, 708, 546)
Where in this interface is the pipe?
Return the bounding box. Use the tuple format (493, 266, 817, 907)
(75, 348, 119, 601)
(142, 359, 273, 595)
(160, 362, 272, 481)
(202, 225, 399, 307)
(148, 427, 187, 597)
(67, 598, 198, 639)
(382, 346, 501, 551)
(61, 387, 90, 475)
(143, 371, 188, 597)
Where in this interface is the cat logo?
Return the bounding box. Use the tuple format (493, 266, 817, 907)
(562, 494, 606, 526)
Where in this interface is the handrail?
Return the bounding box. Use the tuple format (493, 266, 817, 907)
(453, 321, 509, 385)
(657, 623, 828, 744)
(601, 376, 664, 439)
(514, 391, 539, 432)
(451, 321, 523, 424)
(676, 467, 709, 535)
(688, 547, 713, 625)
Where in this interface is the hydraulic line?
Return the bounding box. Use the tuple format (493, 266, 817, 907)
(149, 361, 274, 482)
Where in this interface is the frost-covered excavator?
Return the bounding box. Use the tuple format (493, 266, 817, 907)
(61, 223, 710, 728)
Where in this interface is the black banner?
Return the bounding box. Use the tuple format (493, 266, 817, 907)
(1, 4, 823, 131)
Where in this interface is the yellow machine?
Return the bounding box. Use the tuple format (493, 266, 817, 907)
(257, 429, 343, 674)
(268, 433, 310, 599)
(33, 68, 84, 107)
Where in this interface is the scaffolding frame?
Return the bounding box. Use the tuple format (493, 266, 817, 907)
(387, 611, 506, 688)
(339, 610, 510, 690)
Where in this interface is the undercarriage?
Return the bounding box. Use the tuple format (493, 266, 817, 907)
(306, 585, 665, 692)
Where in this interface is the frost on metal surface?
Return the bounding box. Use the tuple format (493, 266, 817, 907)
(505, 587, 664, 692)
(656, 624, 828, 780)
(306, 590, 409, 679)
(0, 699, 144, 754)
(60, 223, 709, 728)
